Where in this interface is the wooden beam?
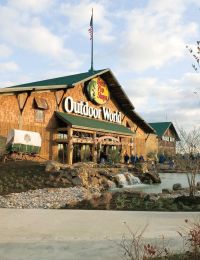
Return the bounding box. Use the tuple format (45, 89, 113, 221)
(145, 133, 150, 142)
(17, 92, 30, 114)
(54, 89, 67, 110)
(66, 127, 73, 165)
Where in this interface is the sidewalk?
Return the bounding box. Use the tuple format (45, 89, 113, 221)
(0, 209, 199, 259)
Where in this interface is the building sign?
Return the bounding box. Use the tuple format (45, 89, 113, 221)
(63, 96, 121, 124)
(87, 77, 109, 105)
(162, 136, 175, 142)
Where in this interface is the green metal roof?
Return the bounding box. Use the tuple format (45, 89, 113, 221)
(149, 122, 180, 141)
(56, 112, 134, 136)
(10, 69, 106, 88)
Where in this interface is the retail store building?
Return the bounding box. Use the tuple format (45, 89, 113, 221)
(0, 69, 155, 164)
(147, 122, 180, 157)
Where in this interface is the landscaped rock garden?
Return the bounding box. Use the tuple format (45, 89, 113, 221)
(0, 160, 199, 211)
(62, 188, 200, 211)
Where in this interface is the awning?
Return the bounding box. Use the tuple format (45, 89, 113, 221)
(55, 111, 134, 136)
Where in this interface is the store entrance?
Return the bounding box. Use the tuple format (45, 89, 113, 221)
(99, 145, 121, 163)
(58, 143, 67, 164)
(73, 144, 92, 163)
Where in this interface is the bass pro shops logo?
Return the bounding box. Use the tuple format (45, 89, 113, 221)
(87, 77, 109, 105)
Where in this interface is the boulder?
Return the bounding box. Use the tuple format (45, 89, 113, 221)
(162, 188, 172, 194)
(45, 161, 61, 172)
(173, 183, 182, 191)
(78, 171, 89, 187)
(139, 172, 161, 184)
(71, 176, 83, 186)
(196, 181, 200, 187)
(102, 180, 116, 190)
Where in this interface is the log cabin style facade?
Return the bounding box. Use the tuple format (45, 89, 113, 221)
(0, 69, 155, 164)
(148, 122, 180, 157)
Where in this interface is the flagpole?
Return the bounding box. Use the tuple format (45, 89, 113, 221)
(90, 8, 94, 72)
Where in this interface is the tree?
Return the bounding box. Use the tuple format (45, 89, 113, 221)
(176, 126, 200, 197)
(186, 41, 200, 72)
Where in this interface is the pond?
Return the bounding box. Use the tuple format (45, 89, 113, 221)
(113, 173, 200, 194)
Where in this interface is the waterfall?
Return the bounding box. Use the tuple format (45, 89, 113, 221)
(115, 173, 141, 188)
(125, 173, 141, 185)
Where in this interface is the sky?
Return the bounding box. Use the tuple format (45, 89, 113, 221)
(0, 0, 200, 131)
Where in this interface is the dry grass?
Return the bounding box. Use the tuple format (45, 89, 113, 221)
(119, 218, 200, 260)
(119, 222, 169, 260)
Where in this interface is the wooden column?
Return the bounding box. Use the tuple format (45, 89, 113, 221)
(51, 130, 58, 161)
(120, 141, 125, 163)
(66, 127, 73, 165)
(92, 132, 97, 163)
(130, 137, 134, 155)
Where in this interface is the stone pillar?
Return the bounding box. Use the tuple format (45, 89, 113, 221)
(66, 127, 73, 165)
(92, 133, 97, 163)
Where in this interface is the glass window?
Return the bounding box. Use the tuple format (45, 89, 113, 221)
(35, 109, 44, 123)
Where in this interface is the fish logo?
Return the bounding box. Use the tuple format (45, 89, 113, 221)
(87, 77, 109, 105)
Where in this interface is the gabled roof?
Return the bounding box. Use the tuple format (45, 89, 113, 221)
(9, 69, 106, 88)
(149, 122, 180, 141)
(0, 68, 155, 134)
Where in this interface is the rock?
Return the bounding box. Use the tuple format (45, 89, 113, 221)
(45, 161, 61, 172)
(0, 187, 91, 209)
(139, 172, 161, 184)
(141, 162, 149, 173)
(173, 183, 182, 191)
(162, 188, 172, 194)
(71, 176, 83, 186)
(196, 182, 200, 189)
(102, 180, 116, 190)
(97, 169, 112, 179)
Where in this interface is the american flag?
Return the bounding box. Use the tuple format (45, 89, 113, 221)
(88, 12, 93, 40)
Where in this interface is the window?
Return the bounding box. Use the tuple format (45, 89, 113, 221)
(35, 109, 44, 123)
(34, 97, 48, 110)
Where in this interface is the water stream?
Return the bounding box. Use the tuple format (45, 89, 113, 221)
(112, 172, 200, 193)
(116, 173, 141, 187)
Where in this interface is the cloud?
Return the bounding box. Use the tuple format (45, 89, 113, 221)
(0, 3, 82, 70)
(0, 44, 12, 58)
(124, 73, 200, 130)
(60, 0, 114, 43)
(7, 0, 54, 13)
(119, 0, 198, 71)
(0, 61, 19, 72)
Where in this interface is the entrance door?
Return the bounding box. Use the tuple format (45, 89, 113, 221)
(73, 144, 92, 163)
(58, 143, 67, 164)
(99, 145, 121, 163)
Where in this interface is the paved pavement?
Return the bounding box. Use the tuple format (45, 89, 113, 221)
(0, 209, 199, 260)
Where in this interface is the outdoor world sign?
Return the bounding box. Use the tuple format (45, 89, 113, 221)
(63, 96, 122, 124)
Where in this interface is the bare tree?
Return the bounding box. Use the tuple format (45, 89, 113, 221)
(176, 126, 200, 197)
(177, 127, 200, 155)
(186, 41, 200, 72)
